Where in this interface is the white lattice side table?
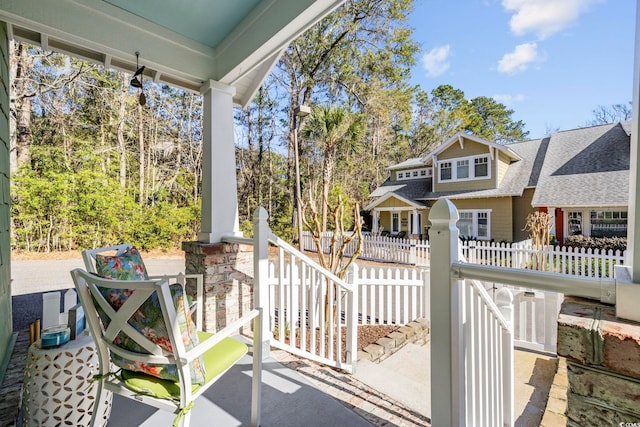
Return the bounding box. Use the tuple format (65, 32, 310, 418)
(21, 332, 112, 426)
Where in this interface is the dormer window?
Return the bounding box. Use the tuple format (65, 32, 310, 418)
(474, 157, 488, 177)
(440, 162, 452, 181)
(438, 155, 491, 182)
(457, 160, 469, 179)
(396, 168, 431, 181)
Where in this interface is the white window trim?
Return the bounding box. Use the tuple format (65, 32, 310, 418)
(437, 154, 491, 182)
(396, 168, 432, 181)
(457, 209, 492, 240)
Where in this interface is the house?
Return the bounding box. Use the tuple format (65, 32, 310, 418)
(365, 121, 631, 244)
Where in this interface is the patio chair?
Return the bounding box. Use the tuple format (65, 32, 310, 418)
(82, 244, 204, 329)
(70, 268, 262, 427)
(72, 247, 263, 427)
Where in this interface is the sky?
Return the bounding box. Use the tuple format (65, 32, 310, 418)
(408, 0, 636, 140)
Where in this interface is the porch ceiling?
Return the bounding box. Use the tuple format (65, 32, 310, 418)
(0, 0, 344, 106)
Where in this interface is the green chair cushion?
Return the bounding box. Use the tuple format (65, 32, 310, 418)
(120, 332, 248, 400)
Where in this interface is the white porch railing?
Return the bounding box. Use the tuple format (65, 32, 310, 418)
(428, 198, 617, 426)
(251, 207, 359, 373)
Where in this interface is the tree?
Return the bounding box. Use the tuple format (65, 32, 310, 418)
(301, 105, 365, 231)
(588, 103, 632, 126)
(273, 0, 418, 218)
(411, 85, 529, 155)
(523, 211, 552, 270)
(467, 96, 528, 143)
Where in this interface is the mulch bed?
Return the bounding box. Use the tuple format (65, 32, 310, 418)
(287, 324, 400, 362)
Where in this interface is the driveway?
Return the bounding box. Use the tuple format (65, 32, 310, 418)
(11, 257, 186, 332)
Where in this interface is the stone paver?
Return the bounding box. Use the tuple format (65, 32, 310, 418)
(272, 349, 431, 427)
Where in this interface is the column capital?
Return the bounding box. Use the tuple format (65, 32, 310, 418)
(200, 80, 236, 97)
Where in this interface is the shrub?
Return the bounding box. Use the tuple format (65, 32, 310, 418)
(563, 235, 626, 253)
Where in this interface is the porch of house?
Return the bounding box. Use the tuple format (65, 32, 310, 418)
(1, 314, 561, 427)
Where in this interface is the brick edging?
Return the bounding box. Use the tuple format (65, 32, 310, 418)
(357, 318, 430, 362)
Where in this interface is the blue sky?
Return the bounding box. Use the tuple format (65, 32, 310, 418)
(408, 0, 636, 140)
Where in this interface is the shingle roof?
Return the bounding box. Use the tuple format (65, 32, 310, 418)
(367, 178, 431, 205)
(368, 121, 630, 209)
(531, 122, 630, 207)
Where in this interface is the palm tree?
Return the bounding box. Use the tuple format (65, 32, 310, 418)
(301, 105, 364, 231)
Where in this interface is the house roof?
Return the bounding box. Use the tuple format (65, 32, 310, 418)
(531, 121, 630, 208)
(368, 121, 631, 210)
(386, 157, 426, 171)
(365, 178, 430, 210)
(422, 132, 522, 163)
(0, 0, 345, 107)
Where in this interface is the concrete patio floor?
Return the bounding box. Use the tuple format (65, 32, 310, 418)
(7, 257, 559, 426)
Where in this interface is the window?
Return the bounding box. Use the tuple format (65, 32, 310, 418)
(590, 210, 627, 238)
(568, 212, 582, 235)
(457, 212, 473, 237)
(457, 160, 469, 179)
(440, 162, 452, 181)
(477, 212, 488, 238)
(474, 157, 488, 177)
(456, 210, 491, 240)
(392, 213, 399, 232)
(438, 155, 490, 182)
(397, 168, 431, 181)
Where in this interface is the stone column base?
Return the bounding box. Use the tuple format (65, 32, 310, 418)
(182, 241, 254, 333)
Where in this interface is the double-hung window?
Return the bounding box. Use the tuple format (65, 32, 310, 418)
(438, 155, 490, 182)
(457, 160, 469, 179)
(474, 157, 488, 177)
(456, 210, 491, 240)
(440, 162, 452, 181)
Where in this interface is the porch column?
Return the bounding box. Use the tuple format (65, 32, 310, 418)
(372, 210, 379, 232)
(198, 80, 241, 243)
(412, 209, 419, 235)
(618, 0, 640, 322)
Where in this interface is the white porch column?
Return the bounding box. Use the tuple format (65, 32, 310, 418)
(412, 209, 419, 235)
(198, 80, 241, 242)
(372, 210, 379, 232)
(617, 1, 640, 322)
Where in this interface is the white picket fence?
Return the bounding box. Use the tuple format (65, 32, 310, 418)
(354, 266, 429, 326)
(461, 280, 514, 426)
(303, 231, 626, 279)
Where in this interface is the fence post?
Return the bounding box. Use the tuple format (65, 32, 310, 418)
(346, 263, 359, 373)
(496, 287, 514, 426)
(410, 239, 417, 265)
(253, 207, 272, 360)
(428, 198, 464, 426)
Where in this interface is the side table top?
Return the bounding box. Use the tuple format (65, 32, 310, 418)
(30, 331, 94, 354)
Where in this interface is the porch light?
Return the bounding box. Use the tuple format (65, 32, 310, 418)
(130, 52, 146, 106)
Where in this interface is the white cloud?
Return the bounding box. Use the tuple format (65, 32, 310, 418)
(493, 94, 526, 105)
(422, 45, 451, 77)
(497, 42, 542, 74)
(502, 0, 601, 39)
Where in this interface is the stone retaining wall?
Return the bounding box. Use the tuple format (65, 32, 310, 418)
(358, 318, 430, 362)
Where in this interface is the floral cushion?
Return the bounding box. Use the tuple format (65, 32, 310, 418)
(95, 247, 149, 280)
(94, 247, 205, 384)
